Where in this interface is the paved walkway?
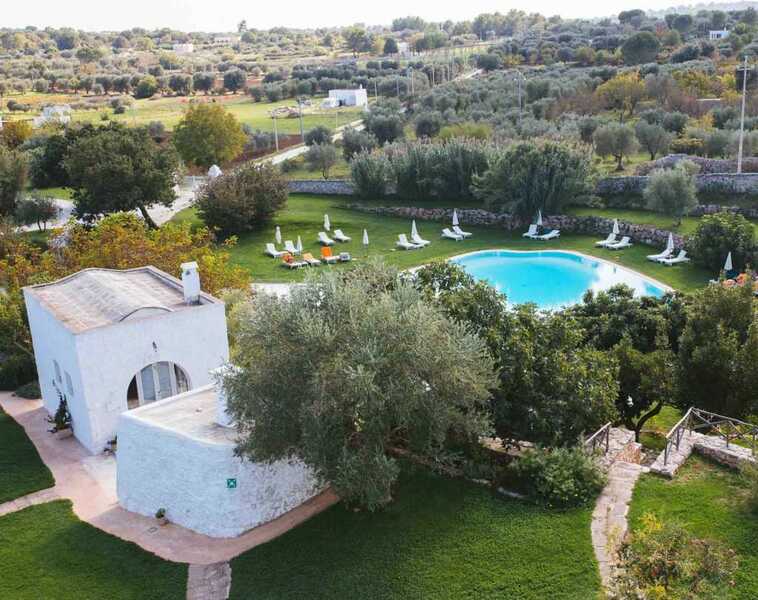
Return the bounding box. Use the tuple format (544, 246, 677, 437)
(187, 562, 232, 600)
(591, 461, 643, 586)
(0, 392, 339, 564)
(0, 487, 59, 517)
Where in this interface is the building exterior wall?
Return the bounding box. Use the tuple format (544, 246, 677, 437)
(117, 391, 324, 538)
(23, 290, 91, 445)
(74, 303, 229, 453)
(328, 89, 368, 107)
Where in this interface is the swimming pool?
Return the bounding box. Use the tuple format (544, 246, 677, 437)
(451, 250, 668, 309)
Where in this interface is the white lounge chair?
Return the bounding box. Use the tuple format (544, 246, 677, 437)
(264, 243, 286, 258)
(658, 250, 689, 266)
(453, 225, 472, 238)
(595, 233, 617, 248)
(318, 231, 335, 246)
(411, 232, 431, 247)
(607, 236, 632, 250)
(397, 233, 422, 250)
(537, 229, 560, 241)
(522, 224, 539, 239)
(284, 240, 300, 255)
(647, 247, 674, 262)
(441, 228, 463, 241)
(301, 252, 321, 266)
(333, 229, 351, 242)
(282, 258, 307, 269)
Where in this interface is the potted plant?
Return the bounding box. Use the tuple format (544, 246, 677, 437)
(47, 393, 73, 439)
(155, 508, 168, 526)
(105, 436, 118, 454)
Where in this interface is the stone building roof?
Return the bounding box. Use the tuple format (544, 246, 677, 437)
(24, 266, 218, 333)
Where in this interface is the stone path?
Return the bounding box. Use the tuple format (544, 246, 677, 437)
(187, 562, 232, 600)
(591, 461, 643, 586)
(649, 430, 756, 478)
(0, 487, 59, 517)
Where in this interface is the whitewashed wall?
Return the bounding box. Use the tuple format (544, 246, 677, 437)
(24, 290, 229, 454)
(117, 394, 323, 538)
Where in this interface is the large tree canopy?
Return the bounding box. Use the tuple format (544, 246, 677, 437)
(65, 124, 179, 228)
(172, 103, 246, 170)
(473, 140, 592, 218)
(221, 261, 496, 509)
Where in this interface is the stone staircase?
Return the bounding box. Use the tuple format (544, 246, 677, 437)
(650, 430, 756, 478)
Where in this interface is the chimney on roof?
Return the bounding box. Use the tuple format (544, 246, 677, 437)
(180, 261, 200, 304)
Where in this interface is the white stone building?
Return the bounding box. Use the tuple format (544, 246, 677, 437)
(23, 263, 229, 454)
(327, 87, 368, 108)
(33, 105, 71, 128)
(172, 43, 194, 54)
(709, 29, 729, 40)
(117, 382, 323, 538)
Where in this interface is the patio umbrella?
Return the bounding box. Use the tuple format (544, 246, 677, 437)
(724, 251, 733, 273)
(323, 214, 331, 231)
(363, 229, 369, 246)
(208, 164, 222, 178)
(666, 232, 674, 251)
(612, 219, 620, 235)
(452, 209, 459, 227)
(411, 220, 418, 239)
(536, 209, 543, 227)
(296, 236, 303, 253)
(275, 226, 282, 245)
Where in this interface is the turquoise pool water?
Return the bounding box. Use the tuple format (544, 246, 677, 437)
(451, 250, 667, 309)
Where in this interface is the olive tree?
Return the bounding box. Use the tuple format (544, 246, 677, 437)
(221, 261, 496, 509)
(305, 142, 338, 179)
(594, 123, 638, 171)
(635, 121, 672, 160)
(643, 161, 698, 225)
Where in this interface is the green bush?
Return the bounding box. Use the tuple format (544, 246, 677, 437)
(14, 381, 40, 399)
(508, 446, 606, 508)
(686, 211, 756, 272)
(350, 151, 391, 198)
(0, 354, 37, 391)
(196, 162, 288, 236)
(304, 125, 331, 146)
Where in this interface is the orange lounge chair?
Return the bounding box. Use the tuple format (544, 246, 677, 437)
(320, 246, 339, 264)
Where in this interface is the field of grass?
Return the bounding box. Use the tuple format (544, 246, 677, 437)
(230, 466, 600, 600)
(68, 95, 363, 133)
(0, 407, 54, 504)
(0, 500, 186, 599)
(629, 457, 758, 599)
(174, 195, 711, 291)
(281, 154, 351, 180)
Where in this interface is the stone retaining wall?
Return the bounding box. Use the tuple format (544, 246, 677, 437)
(596, 173, 758, 196)
(288, 179, 354, 195)
(347, 204, 683, 249)
(636, 154, 758, 175)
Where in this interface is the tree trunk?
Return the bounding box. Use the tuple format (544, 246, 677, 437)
(137, 204, 159, 229)
(633, 400, 665, 443)
(615, 155, 624, 171)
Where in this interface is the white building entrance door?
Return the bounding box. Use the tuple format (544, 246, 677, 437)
(128, 362, 190, 409)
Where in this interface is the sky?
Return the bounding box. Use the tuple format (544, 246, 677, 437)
(4, 0, 683, 32)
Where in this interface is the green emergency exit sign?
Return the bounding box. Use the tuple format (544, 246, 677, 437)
(226, 478, 237, 489)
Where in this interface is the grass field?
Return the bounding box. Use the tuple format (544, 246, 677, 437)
(68, 95, 363, 133)
(173, 195, 712, 291)
(629, 457, 758, 599)
(230, 465, 600, 600)
(0, 407, 54, 504)
(0, 500, 186, 599)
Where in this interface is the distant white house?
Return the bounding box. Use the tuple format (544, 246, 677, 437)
(709, 29, 729, 40)
(33, 105, 71, 128)
(212, 35, 240, 46)
(396, 41, 411, 57)
(327, 87, 368, 108)
(23, 263, 229, 453)
(172, 43, 194, 54)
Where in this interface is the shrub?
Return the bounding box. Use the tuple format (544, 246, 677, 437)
(611, 513, 738, 599)
(304, 125, 331, 146)
(662, 111, 689, 134)
(134, 75, 158, 99)
(15, 194, 60, 231)
(196, 162, 288, 236)
(643, 161, 698, 225)
(47, 394, 72, 432)
(686, 211, 756, 272)
(508, 446, 606, 508)
(669, 136, 704, 155)
(414, 111, 443, 138)
(14, 381, 40, 399)
(350, 151, 391, 198)
(0, 354, 37, 391)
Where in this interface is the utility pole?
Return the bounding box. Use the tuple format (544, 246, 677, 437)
(272, 113, 279, 151)
(373, 80, 378, 101)
(409, 66, 414, 97)
(514, 72, 524, 126)
(297, 99, 304, 143)
(396, 76, 400, 97)
(738, 55, 749, 174)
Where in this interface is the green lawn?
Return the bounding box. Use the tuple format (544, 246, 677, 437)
(0, 500, 186, 599)
(230, 466, 600, 599)
(175, 195, 711, 291)
(281, 155, 351, 180)
(629, 457, 758, 599)
(0, 407, 54, 504)
(70, 96, 362, 134)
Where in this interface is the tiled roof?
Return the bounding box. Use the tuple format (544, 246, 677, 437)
(25, 267, 215, 333)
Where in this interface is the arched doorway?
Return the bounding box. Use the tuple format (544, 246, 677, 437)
(127, 362, 190, 410)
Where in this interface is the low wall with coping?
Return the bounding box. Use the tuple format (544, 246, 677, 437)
(288, 179, 354, 195)
(347, 204, 683, 249)
(596, 173, 758, 196)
